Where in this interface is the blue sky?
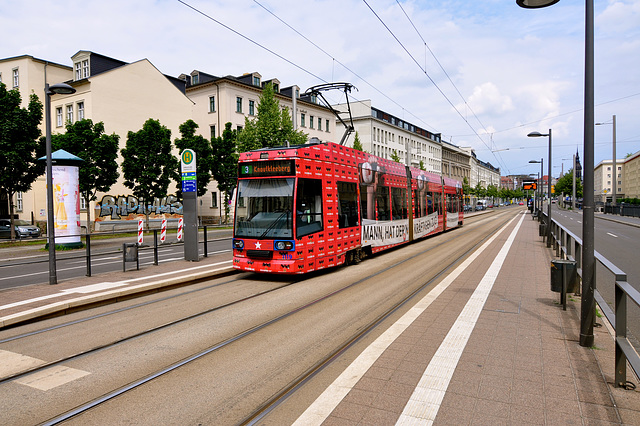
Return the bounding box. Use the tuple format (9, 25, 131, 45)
(2, 0, 639, 177)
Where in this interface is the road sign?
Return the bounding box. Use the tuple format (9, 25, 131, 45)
(181, 150, 197, 193)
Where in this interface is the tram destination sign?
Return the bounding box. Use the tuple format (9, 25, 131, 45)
(239, 160, 295, 177)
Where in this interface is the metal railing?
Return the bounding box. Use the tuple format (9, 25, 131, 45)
(0, 225, 227, 278)
(538, 208, 640, 388)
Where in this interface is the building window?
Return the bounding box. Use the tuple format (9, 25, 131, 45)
(16, 192, 23, 212)
(210, 125, 216, 139)
(325, 119, 329, 132)
(0, 72, 2, 83)
(191, 74, 199, 85)
(237, 125, 243, 132)
(310, 116, 314, 129)
(56, 107, 63, 127)
(273, 84, 279, 92)
(80, 196, 87, 210)
(236, 97, 243, 113)
(77, 102, 84, 120)
(12, 68, 19, 87)
(253, 76, 260, 86)
(249, 100, 255, 116)
(75, 60, 89, 80)
(301, 113, 305, 127)
(209, 96, 215, 112)
(318, 117, 322, 130)
(66, 104, 73, 123)
(211, 192, 218, 208)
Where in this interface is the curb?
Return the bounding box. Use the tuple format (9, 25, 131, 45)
(0, 265, 236, 329)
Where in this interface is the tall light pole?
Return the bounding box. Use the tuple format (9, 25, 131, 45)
(596, 115, 617, 206)
(528, 130, 552, 248)
(517, 0, 595, 347)
(45, 82, 76, 285)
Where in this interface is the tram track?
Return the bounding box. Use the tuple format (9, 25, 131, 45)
(26, 209, 516, 425)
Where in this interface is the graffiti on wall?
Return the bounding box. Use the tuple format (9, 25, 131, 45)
(96, 195, 183, 220)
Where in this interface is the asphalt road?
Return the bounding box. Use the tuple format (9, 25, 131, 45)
(0, 230, 233, 290)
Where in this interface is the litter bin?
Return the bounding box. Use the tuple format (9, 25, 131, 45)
(550, 259, 578, 293)
(123, 243, 139, 271)
(539, 222, 547, 237)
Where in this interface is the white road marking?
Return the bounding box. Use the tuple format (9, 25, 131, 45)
(16, 365, 90, 391)
(397, 213, 525, 425)
(607, 232, 618, 238)
(293, 213, 523, 426)
(0, 350, 47, 377)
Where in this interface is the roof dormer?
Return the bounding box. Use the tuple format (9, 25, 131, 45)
(72, 51, 91, 81)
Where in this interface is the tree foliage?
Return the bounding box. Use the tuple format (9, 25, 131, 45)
(121, 119, 179, 226)
(212, 122, 239, 222)
(174, 119, 214, 197)
(390, 150, 401, 163)
(555, 169, 583, 198)
(50, 119, 119, 231)
(0, 83, 43, 239)
(352, 131, 364, 152)
(236, 82, 306, 152)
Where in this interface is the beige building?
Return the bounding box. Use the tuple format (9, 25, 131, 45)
(442, 141, 471, 183)
(623, 150, 640, 199)
(332, 100, 443, 173)
(1, 52, 195, 228)
(1, 52, 336, 228)
(594, 159, 625, 203)
(0, 55, 72, 220)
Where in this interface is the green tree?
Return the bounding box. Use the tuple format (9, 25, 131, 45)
(390, 150, 401, 162)
(0, 83, 44, 240)
(50, 119, 119, 232)
(237, 82, 306, 152)
(174, 119, 214, 197)
(211, 123, 239, 223)
(474, 183, 486, 199)
(121, 119, 179, 228)
(352, 131, 364, 151)
(555, 168, 583, 198)
(419, 160, 426, 171)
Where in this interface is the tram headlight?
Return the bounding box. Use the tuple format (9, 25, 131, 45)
(233, 239, 244, 250)
(274, 240, 294, 251)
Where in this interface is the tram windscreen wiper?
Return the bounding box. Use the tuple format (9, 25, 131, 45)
(259, 211, 290, 238)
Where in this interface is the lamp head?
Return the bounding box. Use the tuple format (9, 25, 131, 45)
(527, 131, 547, 137)
(529, 160, 541, 164)
(516, 0, 560, 8)
(48, 83, 76, 95)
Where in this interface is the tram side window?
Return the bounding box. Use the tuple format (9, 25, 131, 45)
(433, 192, 442, 215)
(414, 189, 426, 218)
(337, 181, 359, 228)
(391, 187, 408, 219)
(376, 185, 390, 221)
(296, 178, 323, 238)
(426, 192, 434, 215)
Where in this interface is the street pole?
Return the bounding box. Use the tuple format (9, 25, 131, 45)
(580, 0, 596, 348)
(45, 84, 57, 285)
(612, 114, 617, 206)
(547, 129, 552, 248)
(571, 154, 576, 212)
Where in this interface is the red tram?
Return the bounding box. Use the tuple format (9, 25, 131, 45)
(232, 141, 463, 274)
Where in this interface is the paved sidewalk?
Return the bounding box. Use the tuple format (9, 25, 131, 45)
(297, 211, 640, 425)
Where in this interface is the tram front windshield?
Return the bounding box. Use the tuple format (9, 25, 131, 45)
(234, 178, 294, 238)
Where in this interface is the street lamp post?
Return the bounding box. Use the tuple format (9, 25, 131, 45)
(528, 130, 552, 248)
(517, 0, 595, 347)
(45, 82, 76, 285)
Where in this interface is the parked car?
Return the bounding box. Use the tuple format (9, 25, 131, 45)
(0, 219, 41, 239)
